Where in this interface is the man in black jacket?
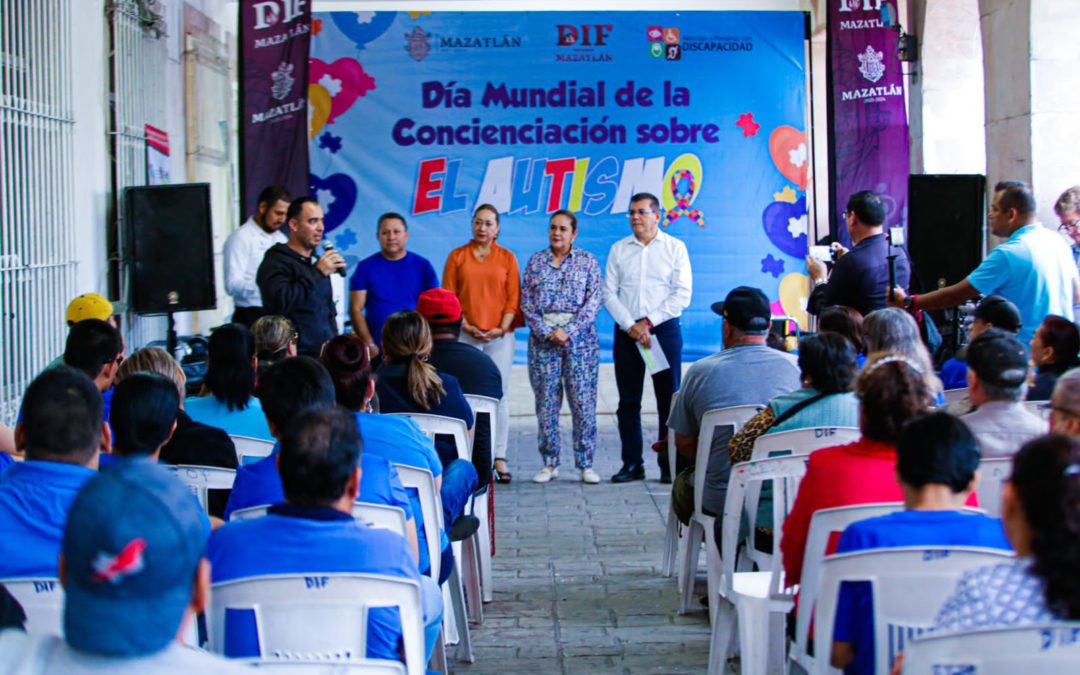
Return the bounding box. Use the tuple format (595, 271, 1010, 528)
(256, 196, 345, 357)
(805, 190, 911, 317)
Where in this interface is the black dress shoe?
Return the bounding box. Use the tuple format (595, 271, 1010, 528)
(448, 515, 480, 541)
(611, 464, 646, 483)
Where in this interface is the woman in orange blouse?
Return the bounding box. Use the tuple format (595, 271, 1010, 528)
(443, 204, 521, 482)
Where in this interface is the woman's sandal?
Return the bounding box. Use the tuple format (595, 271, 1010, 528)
(494, 460, 513, 484)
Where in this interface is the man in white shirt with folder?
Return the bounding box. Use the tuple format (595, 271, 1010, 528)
(223, 185, 291, 326)
(603, 192, 692, 483)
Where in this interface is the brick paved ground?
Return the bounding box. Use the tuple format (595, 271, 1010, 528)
(452, 364, 728, 674)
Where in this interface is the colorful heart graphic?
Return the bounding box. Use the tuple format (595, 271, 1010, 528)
(778, 273, 810, 330)
(308, 83, 331, 139)
(762, 195, 808, 259)
(309, 58, 376, 125)
(769, 126, 808, 190)
(330, 12, 397, 50)
(310, 173, 358, 234)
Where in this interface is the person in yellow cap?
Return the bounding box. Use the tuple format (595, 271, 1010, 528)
(44, 294, 119, 370)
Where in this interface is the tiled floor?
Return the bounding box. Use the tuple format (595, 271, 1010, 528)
(453, 364, 723, 674)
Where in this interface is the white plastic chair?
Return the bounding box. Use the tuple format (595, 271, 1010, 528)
(172, 464, 236, 513)
(942, 388, 968, 404)
(745, 427, 861, 571)
(207, 573, 425, 675)
(232, 435, 275, 466)
(242, 659, 406, 674)
(661, 396, 683, 578)
(229, 503, 408, 538)
(789, 503, 905, 674)
(386, 414, 471, 463)
(393, 464, 473, 668)
(812, 547, 1014, 675)
(676, 404, 765, 614)
(709, 455, 809, 675)
(976, 457, 1012, 518)
(902, 624, 1080, 674)
(464, 393, 499, 603)
(1, 578, 63, 635)
(1022, 399, 1052, 420)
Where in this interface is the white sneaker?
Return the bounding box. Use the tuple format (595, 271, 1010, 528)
(532, 466, 558, 483)
(581, 468, 601, 484)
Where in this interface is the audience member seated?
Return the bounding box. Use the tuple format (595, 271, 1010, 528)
(668, 286, 800, 528)
(209, 404, 443, 665)
(251, 314, 297, 379)
(417, 287, 503, 486)
(1049, 369, 1080, 435)
(62, 317, 124, 423)
(115, 347, 237, 517)
(863, 307, 943, 401)
(938, 295, 1022, 391)
(0, 368, 105, 578)
(44, 292, 118, 370)
(830, 413, 1012, 675)
(781, 354, 938, 585)
(186, 323, 272, 440)
(1027, 315, 1079, 401)
(321, 334, 479, 576)
(0, 460, 246, 673)
(222, 357, 420, 570)
(931, 434, 1080, 631)
(959, 329, 1046, 458)
(377, 310, 475, 468)
(818, 305, 866, 368)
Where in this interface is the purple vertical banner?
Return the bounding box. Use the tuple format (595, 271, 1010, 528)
(239, 0, 312, 217)
(826, 0, 909, 247)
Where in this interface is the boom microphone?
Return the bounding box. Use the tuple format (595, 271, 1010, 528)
(322, 240, 347, 277)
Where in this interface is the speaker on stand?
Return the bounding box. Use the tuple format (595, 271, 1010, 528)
(907, 174, 987, 361)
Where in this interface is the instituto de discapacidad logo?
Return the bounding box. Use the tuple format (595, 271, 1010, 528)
(270, 62, 295, 101)
(405, 26, 431, 62)
(647, 25, 681, 61)
(857, 45, 885, 83)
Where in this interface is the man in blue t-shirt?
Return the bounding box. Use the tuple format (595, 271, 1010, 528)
(0, 368, 107, 578)
(209, 404, 442, 666)
(349, 213, 438, 356)
(830, 413, 1012, 675)
(223, 357, 419, 564)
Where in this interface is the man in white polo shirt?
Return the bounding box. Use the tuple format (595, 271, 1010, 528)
(223, 185, 291, 326)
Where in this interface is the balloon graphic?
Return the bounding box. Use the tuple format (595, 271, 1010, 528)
(331, 12, 396, 50)
(761, 195, 808, 259)
(309, 173, 358, 235)
(769, 126, 808, 190)
(308, 84, 331, 139)
(778, 273, 810, 330)
(309, 58, 376, 125)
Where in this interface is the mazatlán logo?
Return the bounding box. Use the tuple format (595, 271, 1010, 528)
(555, 24, 614, 63)
(647, 26, 681, 61)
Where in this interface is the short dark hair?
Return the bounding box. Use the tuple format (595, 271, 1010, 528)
(897, 413, 980, 493)
(109, 373, 179, 457)
(994, 181, 1036, 216)
(797, 332, 857, 393)
(279, 404, 362, 507)
(320, 334, 373, 411)
(20, 367, 103, 462)
(257, 185, 292, 209)
(472, 204, 500, 225)
(551, 209, 578, 231)
(286, 196, 320, 223)
(204, 323, 256, 412)
(63, 319, 123, 381)
(1038, 315, 1080, 372)
(630, 192, 660, 212)
(855, 355, 933, 442)
(845, 190, 886, 227)
(818, 305, 865, 354)
(429, 318, 463, 339)
(377, 212, 408, 231)
(255, 356, 336, 432)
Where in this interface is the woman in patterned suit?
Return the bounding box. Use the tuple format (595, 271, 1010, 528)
(521, 209, 603, 485)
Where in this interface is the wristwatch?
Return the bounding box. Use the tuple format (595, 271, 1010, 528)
(904, 295, 917, 310)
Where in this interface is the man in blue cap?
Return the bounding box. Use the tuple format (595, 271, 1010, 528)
(0, 460, 246, 672)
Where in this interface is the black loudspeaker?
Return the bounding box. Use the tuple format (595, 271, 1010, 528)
(124, 184, 216, 314)
(907, 174, 986, 294)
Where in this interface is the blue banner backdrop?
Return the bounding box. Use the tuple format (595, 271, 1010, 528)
(309, 11, 809, 362)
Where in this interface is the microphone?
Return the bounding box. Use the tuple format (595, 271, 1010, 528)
(322, 240, 347, 277)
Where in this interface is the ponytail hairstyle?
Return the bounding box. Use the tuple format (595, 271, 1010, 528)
(854, 353, 933, 442)
(380, 310, 445, 410)
(203, 323, 256, 411)
(320, 334, 374, 411)
(1010, 434, 1080, 619)
(251, 315, 297, 376)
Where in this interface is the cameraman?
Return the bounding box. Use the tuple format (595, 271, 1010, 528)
(806, 190, 911, 318)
